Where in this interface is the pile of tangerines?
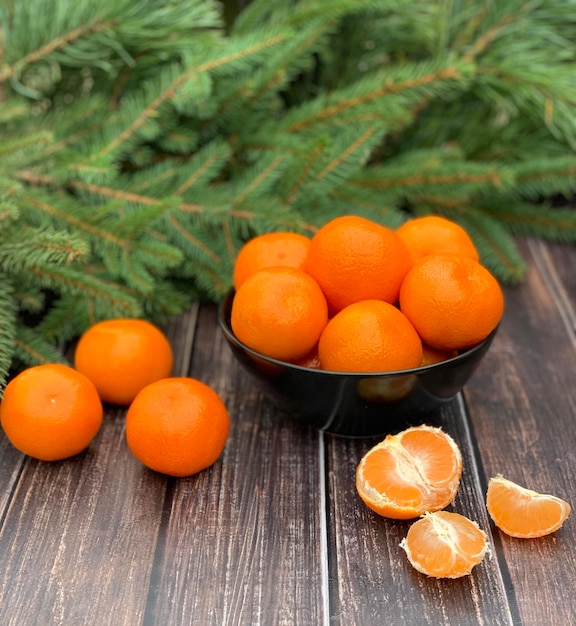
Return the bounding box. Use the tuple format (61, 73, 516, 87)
(0, 213, 571, 582)
(230, 213, 570, 578)
(230, 215, 504, 372)
(0, 319, 230, 478)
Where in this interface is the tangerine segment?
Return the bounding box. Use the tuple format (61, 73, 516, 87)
(486, 475, 571, 538)
(356, 425, 462, 519)
(400, 511, 488, 579)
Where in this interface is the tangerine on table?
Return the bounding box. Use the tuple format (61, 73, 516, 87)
(318, 300, 422, 373)
(231, 267, 328, 362)
(399, 254, 504, 351)
(396, 215, 480, 265)
(74, 318, 174, 406)
(304, 215, 411, 313)
(233, 231, 311, 290)
(400, 511, 489, 579)
(486, 475, 571, 538)
(126, 377, 230, 477)
(355, 425, 462, 519)
(0, 364, 103, 461)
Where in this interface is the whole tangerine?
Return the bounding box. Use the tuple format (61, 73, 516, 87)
(318, 299, 423, 373)
(231, 267, 328, 362)
(125, 377, 230, 477)
(304, 215, 411, 313)
(396, 215, 480, 265)
(399, 255, 504, 351)
(74, 318, 174, 406)
(0, 364, 103, 461)
(233, 231, 311, 290)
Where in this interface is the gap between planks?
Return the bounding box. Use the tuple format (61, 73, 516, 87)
(318, 435, 331, 626)
(528, 239, 576, 347)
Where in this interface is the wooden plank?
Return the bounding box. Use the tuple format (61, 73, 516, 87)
(325, 398, 514, 625)
(141, 305, 327, 626)
(0, 310, 200, 626)
(464, 239, 576, 626)
(0, 434, 26, 519)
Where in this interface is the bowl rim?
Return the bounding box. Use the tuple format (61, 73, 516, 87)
(217, 290, 498, 378)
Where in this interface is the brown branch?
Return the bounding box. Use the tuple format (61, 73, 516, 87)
(233, 156, 284, 206)
(27, 266, 138, 314)
(462, 2, 539, 61)
(167, 215, 221, 264)
(316, 127, 377, 181)
(355, 171, 503, 189)
(16, 169, 256, 222)
(0, 20, 116, 83)
(13, 338, 52, 365)
(288, 66, 461, 133)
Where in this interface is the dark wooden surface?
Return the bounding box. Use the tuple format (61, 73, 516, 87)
(1, 239, 575, 626)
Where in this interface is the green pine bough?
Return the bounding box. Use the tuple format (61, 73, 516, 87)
(1, 0, 576, 388)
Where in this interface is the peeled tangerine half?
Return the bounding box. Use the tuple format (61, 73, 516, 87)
(401, 511, 489, 579)
(486, 475, 571, 539)
(355, 425, 463, 520)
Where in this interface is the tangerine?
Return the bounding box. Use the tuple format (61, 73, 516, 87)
(318, 300, 422, 373)
(126, 377, 230, 477)
(74, 318, 174, 406)
(396, 215, 479, 265)
(233, 231, 311, 290)
(231, 267, 328, 362)
(486, 475, 571, 538)
(304, 215, 411, 313)
(399, 255, 504, 351)
(400, 511, 489, 578)
(420, 344, 458, 367)
(355, 425, 462, 519)
(0, 364, 103, 461)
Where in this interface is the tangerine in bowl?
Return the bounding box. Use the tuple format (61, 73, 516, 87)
(218, 289, 498, 438)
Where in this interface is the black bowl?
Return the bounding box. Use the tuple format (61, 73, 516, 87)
(218, 291, 497, 438)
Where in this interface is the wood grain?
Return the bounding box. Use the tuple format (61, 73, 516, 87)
(142, 306, 326, 626)
(464, 239, 576, 626)
(325, 399, 514, 626)
(1, 241, 575, 626)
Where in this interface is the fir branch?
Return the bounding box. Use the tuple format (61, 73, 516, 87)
(26, 264, 142, 317)
(462, 1, 539, 62)
(0, 275, 17, 389)
(0, 19, 116, 83)
(316, 127, 379, 181)
(17, 170, 253, 220)
(165, 214, 222, 265)
(95, 31, 290, 158)
(0, 226, 88, 271)
(285, 60, 469, 133)
(282, 141, 326, 206)
(479, 199, 576, 242)
(13, 326, 68, 369)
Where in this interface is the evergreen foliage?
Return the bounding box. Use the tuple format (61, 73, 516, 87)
(1, 0, 576, 388)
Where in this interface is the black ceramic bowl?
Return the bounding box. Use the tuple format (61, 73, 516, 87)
(218, 290, 497, 438)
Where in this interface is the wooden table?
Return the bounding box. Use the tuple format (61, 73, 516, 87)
(1, 239, 575, 626)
